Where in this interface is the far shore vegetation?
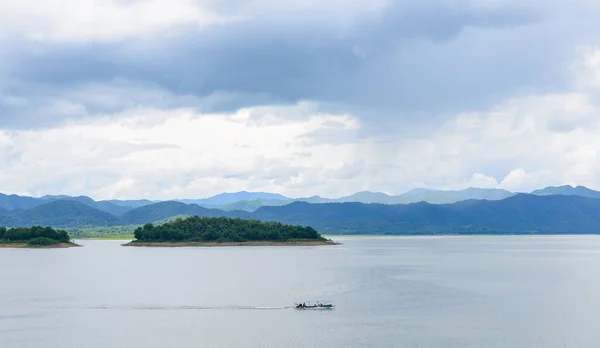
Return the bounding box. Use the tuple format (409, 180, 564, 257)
(126, 216, 337, 246)
(68, 225, 137, 239)
(0, 226, 79, 248)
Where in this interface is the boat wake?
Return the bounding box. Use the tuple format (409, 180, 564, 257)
(82, 305, 294, 311)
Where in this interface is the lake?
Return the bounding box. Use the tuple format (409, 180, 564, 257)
(2, 236, 600, 347)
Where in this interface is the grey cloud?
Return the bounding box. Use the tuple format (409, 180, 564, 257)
(0, 0, 598, 130)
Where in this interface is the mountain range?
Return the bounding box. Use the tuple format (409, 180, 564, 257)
(0, 185, 593, 214)
(1, 185, 600, 234)
(181, 187, 516, 211)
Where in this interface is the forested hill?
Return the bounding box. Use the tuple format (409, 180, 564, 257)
(3, 194, 600, 234)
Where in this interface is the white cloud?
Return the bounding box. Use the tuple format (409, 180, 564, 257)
(465, 173, 500, 189)
(0, 103, 361, 199)
(573, 45, 600, 89)
(0, 0, 233, 42)
(0, 0, 390, 42)
(500, 168, 535, 190)
(419, 87, 600, 192)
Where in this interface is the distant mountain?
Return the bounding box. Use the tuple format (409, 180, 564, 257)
(0, 187, 535, 216)
(296, 195, 333, 204)
(40, 194, 74, 201)
(0, 193, 43, 211)
(0, 200, 120, 228)
(335, 191, 393, 203)
(0, 193, 154, 216)
(87, 201, 133, 216)
(253, 194, 600, 234)
(3, 194, 600, 234)
(389, 187, 516, 204)
(5, 186, 600, 234)
(104, 199, 156, 208)
(0, 200, 248, 228)
(45, 196, 132, 216)
(120, 201, 250, 225)
(179, 191, 290, 206)
(295, 192, 393, 204)
(121, 201, 206, 225)
(531, 185, 600, 199)
(295, 188, 515, 205)
(218, 199, 292, 212)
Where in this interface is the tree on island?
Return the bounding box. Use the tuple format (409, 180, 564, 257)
(133, 216, 326, 243)
(0, 226, 71, 245)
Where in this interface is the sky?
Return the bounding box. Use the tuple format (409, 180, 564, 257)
(1, 0, 600, 200)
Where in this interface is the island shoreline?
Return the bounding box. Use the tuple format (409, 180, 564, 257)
(0, 242, 81, 249)
(123, 240, 341, 247)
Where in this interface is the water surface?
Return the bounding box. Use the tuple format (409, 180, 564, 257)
(2, 236, 600, 347)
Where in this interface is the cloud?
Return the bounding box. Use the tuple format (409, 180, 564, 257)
(572, 45, 600, 89)
(3, 0, 593, 130)
(461, 173, 501, 189)
(0, 0, 233, 42)
(1, 1, 600, 198)
(0, 104, 363, 199)
(2, 62, 600, 198)
(500, 168, 537, 190)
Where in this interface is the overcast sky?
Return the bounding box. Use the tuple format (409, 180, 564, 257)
(1, 0, 600, 199)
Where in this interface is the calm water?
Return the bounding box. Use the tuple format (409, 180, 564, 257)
(2, 236, 600, 347)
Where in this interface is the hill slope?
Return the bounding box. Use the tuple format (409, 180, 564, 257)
(253, 194, 600, 234)
(1, 200, 121, 228)
(121, 201, 250, 225)
(45, 196, 133, 216)
(0, 193, 43, 211)
(0, 193, 145, 216)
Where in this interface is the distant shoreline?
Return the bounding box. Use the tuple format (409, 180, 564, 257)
(0, 242, 81, 249)
(123, 240, 341, 247)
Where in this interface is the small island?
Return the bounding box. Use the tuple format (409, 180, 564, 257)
(0, 226, 80, 248)
(124, 216, 338, 247)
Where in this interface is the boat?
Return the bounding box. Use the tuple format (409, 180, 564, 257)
(294, 300, 334, 310)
